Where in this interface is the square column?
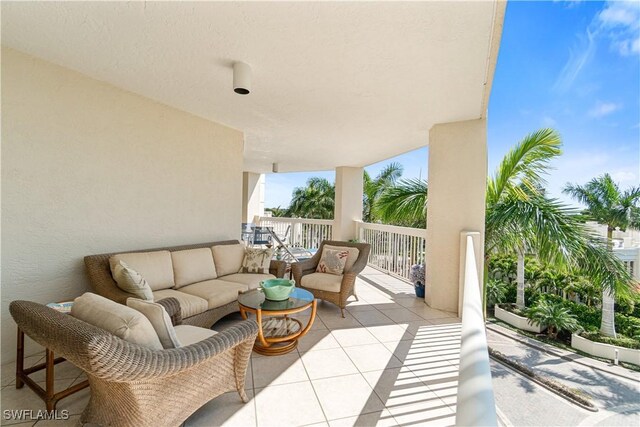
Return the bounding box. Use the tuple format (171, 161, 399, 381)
(242, 172, 264, 224)
(333, 166, 363, 241)
(425, 119, 487, 314)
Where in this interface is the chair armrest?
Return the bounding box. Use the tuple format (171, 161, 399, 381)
(88, 320, 259, 381)
(291, 258, 318, 285)
(156, 297, 182, 326)
(269, 260, 287, 278)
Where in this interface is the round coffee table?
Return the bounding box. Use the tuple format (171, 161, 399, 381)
(238, 287, 317, 356)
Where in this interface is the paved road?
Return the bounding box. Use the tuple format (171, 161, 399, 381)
(488, 325, 640, 427)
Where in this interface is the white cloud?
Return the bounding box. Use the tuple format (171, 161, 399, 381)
(587, 101, 622, 118)
(553, 30, 596, 92)
(597, 1, 640, 56)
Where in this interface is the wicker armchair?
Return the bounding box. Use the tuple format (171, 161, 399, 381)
(9, 298, 258, 427)
(292, 240, 371, 317)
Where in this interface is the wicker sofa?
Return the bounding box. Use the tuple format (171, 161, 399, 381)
(85, 240, 286, 328)
(9, 297, 258, 427)
(292, 240, 371, 317)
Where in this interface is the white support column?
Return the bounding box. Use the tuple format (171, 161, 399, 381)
(333, 166, 363, 241)
(425, 119, 487, 314)
(242, 172, 264, 224)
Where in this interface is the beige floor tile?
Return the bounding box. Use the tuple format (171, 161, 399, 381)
(343, 344, 403, 373)
(378, 309, 423, 323)
(427, 317, 462, 326)
(360, 368, 433, 407)
(345, 301, 379, 311)
(1, 353, 46, 388)
(330, 328, 378, 348)
(370, 302, 406, 312)
(349, 311, 393, 327)
(318, 314, 361, 330)
(301, 348, 358, 380)
(312, 374, 385, 421)
(394, 297, 427, 309)
(254, 382, 326, 427)
(185, 391, 256, 427)
(407, 306, 456, 320)
(388, 401, 454, 427)
(298, 330, 341, 353)
(327, 409, 396, 427)
(252, 352, 309, 388)
(27, 362, 82, 384)
(32, 414, 80, 426)
(365, 325, 413, 344)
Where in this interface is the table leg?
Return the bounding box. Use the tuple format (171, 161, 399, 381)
(45, 349, 55, 412)
(16, 328, 24, 389)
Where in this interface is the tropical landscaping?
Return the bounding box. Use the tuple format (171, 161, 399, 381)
(267, 128, 640, 358)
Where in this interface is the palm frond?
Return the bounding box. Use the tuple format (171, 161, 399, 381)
(487, 128, 562, 205)
(375, 178, 427, 228)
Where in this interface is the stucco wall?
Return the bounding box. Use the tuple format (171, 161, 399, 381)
(425, 119, 487, 314)
(1, 48, 244, 362)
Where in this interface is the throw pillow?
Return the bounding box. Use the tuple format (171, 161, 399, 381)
(111, 260, 154, 301)
(127, 298, 181, 349)
(322, 245, 360, 272)
(239, 248, 275, 274)
(71, 293, 163, 350)
(211, 243, 246, 277)
(316, 248, 350, 275)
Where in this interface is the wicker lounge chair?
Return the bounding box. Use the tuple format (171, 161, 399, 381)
(9, 298, 258, 427)
(292, 240, 371, 317)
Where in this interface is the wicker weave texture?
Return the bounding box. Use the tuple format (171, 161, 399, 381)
(292, 240, 371, 316)
(9, 300, 258, 427)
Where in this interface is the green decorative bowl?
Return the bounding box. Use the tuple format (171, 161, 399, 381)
(260, 279, 295, 301)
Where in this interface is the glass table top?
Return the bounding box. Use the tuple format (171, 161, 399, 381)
(238, 287, 314, 311)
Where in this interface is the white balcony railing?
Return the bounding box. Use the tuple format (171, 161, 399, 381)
(356, 221, 426, 282)
(456, 232, 497, 426)
(256, 216, 333, 251)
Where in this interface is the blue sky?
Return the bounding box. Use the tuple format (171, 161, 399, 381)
(265, 0, 639, 209)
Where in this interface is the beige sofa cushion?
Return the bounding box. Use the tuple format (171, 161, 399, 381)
(71, 293, 162, 350)
(110, 250, 175, 291)
(222, 273, 275, 290)
(180, 279, 248, 309)
(212, 243, 245, 277)
(301, 272, 343, 293)
(152, 289, 208, 318)
(239, 248, 274, 274)
(323, 245, 360, 272)
(171, 248, 217, 288)
(174, 325, 217, 346)
(111, 260, 154, 301)
(127, 298, 181, 349)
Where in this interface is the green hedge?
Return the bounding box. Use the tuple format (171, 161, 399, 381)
(580, 331, 640, 350)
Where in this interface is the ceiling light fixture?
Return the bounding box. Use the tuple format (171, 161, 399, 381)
(233, 62, 251, 95)
(272, 163, 279, 173)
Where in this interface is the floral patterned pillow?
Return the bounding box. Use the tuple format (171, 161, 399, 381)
(316, 248, 350, 275)
(239, 248, 275, 274)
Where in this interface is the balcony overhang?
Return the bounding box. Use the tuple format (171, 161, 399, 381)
(1, 1, 505, 173)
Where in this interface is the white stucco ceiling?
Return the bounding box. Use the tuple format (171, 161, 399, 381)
(1, 1, 504, 173)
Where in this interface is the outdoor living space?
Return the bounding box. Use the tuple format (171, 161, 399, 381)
(1, 267, 462, 427)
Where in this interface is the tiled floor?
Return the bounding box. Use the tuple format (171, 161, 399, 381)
(0, 267, 461, 426)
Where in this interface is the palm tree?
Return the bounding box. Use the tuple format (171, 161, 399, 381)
(363, 162, 403, 223)
(376, 178, 428, 228)
(265, 206, 289, 217)
(288, 177, 335, 219)
(372, 129, 633, 321)
(563, 174, 640, 337)
(486, 129, 562, 310)
(526, 300, 581, 339)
